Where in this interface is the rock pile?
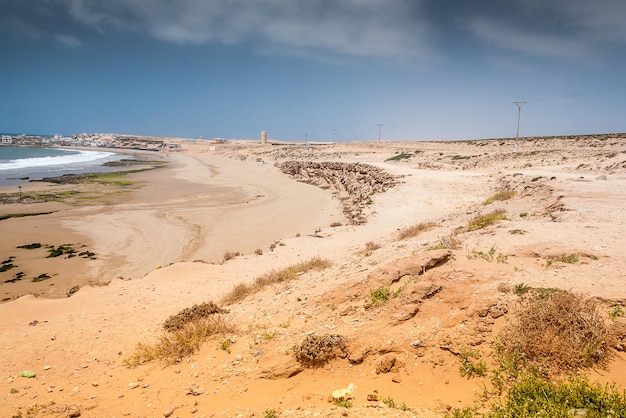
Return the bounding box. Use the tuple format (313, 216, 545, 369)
(278, 161, 398, 224)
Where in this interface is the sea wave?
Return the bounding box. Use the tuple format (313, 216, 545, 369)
(0, 149, 116, 171)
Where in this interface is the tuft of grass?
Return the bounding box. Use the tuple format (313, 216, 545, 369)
(292, 334, 347, 367)
(459, 348, 488, 378)
(428, 233, 463, 250)
(513, 282, 531, 296)
(396, 222, 437, 240)
(483, 190, 516, 205)
(263, 409, 279, 418)
(362, 241, 381, 256)
(609, 304, 625, 320)
(382, 396, 411, 411)
(222, 251, 241, 262)
(368, 286, 391, 306)
(220, 257, 331, 306)
(467, 209, 507, 231)
(546, 253, 579, 267)
(124, 316, 235, 367)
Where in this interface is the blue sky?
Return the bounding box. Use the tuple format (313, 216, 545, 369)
(1, 0, 625, 141)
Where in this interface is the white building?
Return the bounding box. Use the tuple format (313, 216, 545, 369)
(1, 135, 13, 144)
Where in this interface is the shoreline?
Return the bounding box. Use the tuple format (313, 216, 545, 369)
(1, 137, 626, 417)
(0, 150, 344, 301)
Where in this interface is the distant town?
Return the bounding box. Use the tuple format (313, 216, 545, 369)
(1, 133, 182, 151)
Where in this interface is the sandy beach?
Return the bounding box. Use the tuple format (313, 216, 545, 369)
(1, 135, 626, 417)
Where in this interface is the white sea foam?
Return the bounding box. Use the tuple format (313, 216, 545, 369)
(0, 149, 116, 171)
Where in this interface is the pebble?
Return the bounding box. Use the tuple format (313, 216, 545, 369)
(128, 382, 140, 389)
(43, 365, 51, 370)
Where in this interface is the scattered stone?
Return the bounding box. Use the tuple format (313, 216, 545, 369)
(128, 382, 140, 389)
(391, 375, 402, 383)
(20, 370, 36, 378)
(163, 405, 178, 417)
(375, 355, 397, 374)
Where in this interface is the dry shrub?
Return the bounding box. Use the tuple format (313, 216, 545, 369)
(162, 301, 227, 332)
(397, 222, 437, 241)
(292, 334, 347, 367)
(428, 232, 463, 250)
(124, 315, 235, 367)
(222, 251, 241, 262)
(498, 291, 615, 374)
(467, 209, 507, 231)
(220, 257, 332, 306)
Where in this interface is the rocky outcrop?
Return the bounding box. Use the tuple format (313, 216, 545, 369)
(278, 161, 398, 224)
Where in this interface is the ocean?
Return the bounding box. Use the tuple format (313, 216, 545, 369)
(0, 146, 123, 187)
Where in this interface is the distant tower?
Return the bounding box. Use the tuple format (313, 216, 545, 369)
(261, 131, 268, 145)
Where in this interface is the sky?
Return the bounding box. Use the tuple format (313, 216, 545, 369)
(1, 0, 625, 142)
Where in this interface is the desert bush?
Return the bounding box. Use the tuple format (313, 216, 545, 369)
(488, 375, 626, 418)
(222, 251, 241, 262)
(220, 257, 332, 306)
(497, 290, 614, 374)
(483, 190, 515, 205)
(459, 348, 488, 378)
(124, 315, 235, 367)
(448, 376, 626, 418)
(362, 241, 381, 256)
(396, 222, 437, 240)
(292, 334, 347, 367)
(545, 253, 579, 267)
(162, 301, 227, 332)
(467, 209, 507, 231)
(428, 233, 463, 250)
(368, 286, 391, 306)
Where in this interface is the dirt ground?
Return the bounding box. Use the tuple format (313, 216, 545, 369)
(1, 134, 625, 417)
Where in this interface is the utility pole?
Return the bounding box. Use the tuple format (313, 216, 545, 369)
(513, 102, 527, 152)
(377, 124, 383, 142)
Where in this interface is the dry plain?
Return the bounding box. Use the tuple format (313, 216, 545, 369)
(1, 134, 626, 417)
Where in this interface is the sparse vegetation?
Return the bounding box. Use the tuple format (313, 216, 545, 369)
(467, 209, 507, 231)
(467, 245, 507, 263)
(124, 316, 235, 367)
(546, 253, 579, 267)
(609, 304, 625, 320)
(263, 408, 279, 418)
(483, 190, 515, 205)
(222, 251, 241, 262)
(162, 301, 227, 332)
(220, 257, 332, 306)
(382, 396, 411, 411)
(508, 229, 525, 234)
(330, 222, 342, 227)
(368, 286, 391, 306)
(0, 211, 55, 221)
(31, 273, 51, 282)
(428, 233, 463, 250)
(396, 221, 437, 240)
(362, 241, 381, 256)
(254, 248, 263, 255)
(292, 334, 347, 367)
(459, 348, 488, 378)
(497, 290, 614, 374)
(16, 243, 42, 250)
(385, 153, 413, 162)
